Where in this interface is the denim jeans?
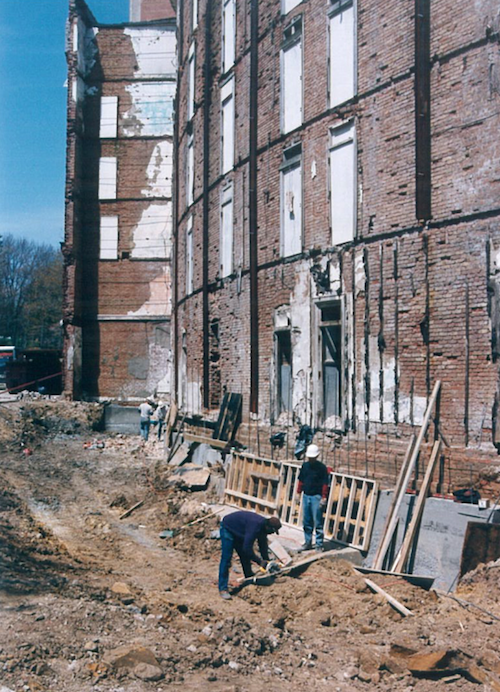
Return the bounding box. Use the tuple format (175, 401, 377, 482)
(302, 494, 324, 548)
(140, 419, 150, 441)
(157, 420, 164, 440)
(218, 525, 253, 591)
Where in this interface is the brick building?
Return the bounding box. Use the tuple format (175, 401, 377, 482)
(174, 0, 500, 486)
(63, 0, 176, 400)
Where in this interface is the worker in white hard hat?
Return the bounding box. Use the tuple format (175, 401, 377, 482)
(296, 443, 329, 552)
(155, 400, 168, 440)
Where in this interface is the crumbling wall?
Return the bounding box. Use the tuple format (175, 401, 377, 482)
(174, 0, 500, 487)
(63, 1, 176, 401)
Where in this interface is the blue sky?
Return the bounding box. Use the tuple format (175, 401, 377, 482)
(0, 0, 130, 248)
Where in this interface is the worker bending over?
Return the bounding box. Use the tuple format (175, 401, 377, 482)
(218, 510, 281, 600)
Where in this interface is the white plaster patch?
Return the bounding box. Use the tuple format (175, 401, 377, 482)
(329, 259, 341, 293)
(354, 250, 365, 296)
(382, 359, 396, 421)
(399, 393, 426, 426)
(142, 141, 173, 198)
(127, 266, 171, 317)
(123, 82, 175, 137)
(290, 266, 312, 423)
(124, 27, 176, 77)
(130, 203, 172, 259)
(368, 336, 381, 422)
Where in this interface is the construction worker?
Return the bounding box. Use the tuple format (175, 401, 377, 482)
(138, 399, 153, 441)
(296, 443, 329, 552)
(155, 401, 168, 440)
(218, 510, 282, 600)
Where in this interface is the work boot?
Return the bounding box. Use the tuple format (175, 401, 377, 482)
(315, 545, 325, 553)
(297, 542, 312, 552)
(219, 590, 232, 600)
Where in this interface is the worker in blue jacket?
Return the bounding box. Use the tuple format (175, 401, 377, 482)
(218, 510, 281, 600)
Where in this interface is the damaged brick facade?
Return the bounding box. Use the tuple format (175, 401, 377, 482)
(174, 0, 500, 487)
(63, 0, 176, 400)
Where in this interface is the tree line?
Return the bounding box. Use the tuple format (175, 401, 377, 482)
(0, 234, 63, 350)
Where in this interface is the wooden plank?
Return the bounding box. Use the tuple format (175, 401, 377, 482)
(360, 481, 378, 551)
(353, 566, 434, 590)
(269, 539, 292, 565)
(168, 442, 190, 467)
(250, 471, 279, 483)
(392, 439, 441, 573)
(234, 548, 347, 589)
(459, 522, 500, 578)
(164, 400, 178, 448)
(353, 480, 368, 546)
(220, 393, 242, 440)
(364, 578, 413, 617)
(341, 477, 357, 543)
(183, 432, 229, 449)
(214, 392, 242, 441)
(372, 382, 440, 570)
(332, 476, 346, 539)
(213, 393, 230, 440)
(224, 488, 278, 510)
(372, 435, 415, 569)
(119, 499, 145, 520)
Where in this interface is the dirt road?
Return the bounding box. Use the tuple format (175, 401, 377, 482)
(1, 400, 500, 691)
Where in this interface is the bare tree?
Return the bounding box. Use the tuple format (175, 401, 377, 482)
(0, 234, 62, 349)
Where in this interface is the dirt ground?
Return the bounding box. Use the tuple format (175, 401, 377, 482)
(1, 399, 500, 692)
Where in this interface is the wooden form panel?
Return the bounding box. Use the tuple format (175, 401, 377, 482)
(224, 452, 281, 513)
(324, 473, 378, 551)
(225, 454, 378, 552)
(279, 461, 303, 528)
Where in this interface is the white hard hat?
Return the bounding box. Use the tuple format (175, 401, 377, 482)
(305, 443, 320, 458)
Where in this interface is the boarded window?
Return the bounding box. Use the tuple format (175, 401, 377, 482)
(187, 135, 194, 207)
(329, 0, 355, 108)
(186, 216, 193, 294)
(282, 0, 301, 16)
(320, 302, 342, 419)
(221, 78, 235, 174)
(280, 145, 302, 257)
(100, 96, 118, 138)
(98, 157, 117, 200)
(222, 0, 235, 73)
(192, 0, 198, 31)
(281, 18, 303, 134)
(276, 330, 292, 413)
(188, 42, 195, 121)
(100, 216, 118, 260)
(329, 121, 356, 245)
(220, 185, 233, 277)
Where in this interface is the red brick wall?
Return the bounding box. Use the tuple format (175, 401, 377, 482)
(173, 0, 500, 488)
(64, 5, 175, 400)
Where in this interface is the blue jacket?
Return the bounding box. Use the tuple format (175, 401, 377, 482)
(222, 510, 270, 563)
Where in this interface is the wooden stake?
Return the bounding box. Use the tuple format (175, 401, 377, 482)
(364, 577, 413, 617)
(372, 380, 440, 570)
(119, 500, 145, 520)
(372, 435, 415, 570)
(392, 438, 441, 573)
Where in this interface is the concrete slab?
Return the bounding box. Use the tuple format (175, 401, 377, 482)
(365, 491, 497, 592)
(104, 404, 139, 434)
